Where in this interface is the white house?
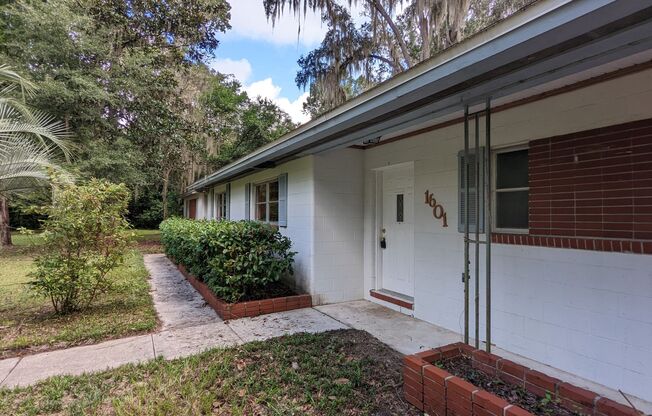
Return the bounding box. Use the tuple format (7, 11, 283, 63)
(184, 0, 652, 404)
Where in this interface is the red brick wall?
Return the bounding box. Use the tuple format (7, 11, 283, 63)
(495, 118, 652, 254)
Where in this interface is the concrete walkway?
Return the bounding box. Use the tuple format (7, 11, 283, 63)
(0, 255, 345, 388)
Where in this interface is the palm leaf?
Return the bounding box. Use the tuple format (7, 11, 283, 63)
(0, 64, 73, 196)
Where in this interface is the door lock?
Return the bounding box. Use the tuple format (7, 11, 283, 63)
(380, 228, 387, 249)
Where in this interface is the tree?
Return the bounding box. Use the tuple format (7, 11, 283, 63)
(1, 0, 231, 227)
(29, 179, 131, 314)
(0, 65, 71, 246)
(201, 77, 296, 169)
(264, 0, 533, 115)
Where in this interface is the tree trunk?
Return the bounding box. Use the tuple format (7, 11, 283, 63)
(162, 169, 170, 220)
(0, 195, 13, 247)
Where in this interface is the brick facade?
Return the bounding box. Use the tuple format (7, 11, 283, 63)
(495, 118, 652, 254)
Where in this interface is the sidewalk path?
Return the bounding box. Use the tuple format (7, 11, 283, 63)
(0, 254, 346, 388)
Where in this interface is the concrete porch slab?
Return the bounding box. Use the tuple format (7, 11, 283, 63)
(1, 334, 154, 388)
(227, 308, 347, 343)
(153, 322, 242, 360)
(316, 300, 461, 355)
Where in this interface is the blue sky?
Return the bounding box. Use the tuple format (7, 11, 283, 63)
(208, 0, 331, 124)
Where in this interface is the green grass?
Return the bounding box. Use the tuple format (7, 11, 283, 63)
(131, 229, 163, 254)
(0, 329, 418, 416)
(7, 232, 45, 248)
(0, 230, 159, 357)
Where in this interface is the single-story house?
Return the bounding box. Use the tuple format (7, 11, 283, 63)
(184, 0, 652, 404)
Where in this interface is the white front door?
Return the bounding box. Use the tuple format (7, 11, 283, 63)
(381, 164, 414, 297)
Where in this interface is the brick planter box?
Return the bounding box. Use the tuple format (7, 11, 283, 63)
(176, 263, 312, 320)
(403, 342, 641, 416)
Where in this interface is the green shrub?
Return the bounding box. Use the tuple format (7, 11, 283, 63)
(160, 218, 295, 303)
(29, 179, 132, 314)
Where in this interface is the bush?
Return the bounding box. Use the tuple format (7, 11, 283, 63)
(29, 179, 132, 314)
(160, 218, 295, 303)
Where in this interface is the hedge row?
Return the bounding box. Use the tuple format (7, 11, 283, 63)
(160, 218, 295, 303)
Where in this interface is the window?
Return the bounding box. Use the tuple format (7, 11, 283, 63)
(495, 148, 529, 230)
(215, 192, 227, 220)
(255, 180, 279, 223)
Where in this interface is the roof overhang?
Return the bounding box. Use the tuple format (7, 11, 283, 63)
(187, 0, 652, 193)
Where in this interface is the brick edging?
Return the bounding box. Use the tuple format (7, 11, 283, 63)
(175, 263, 312, 320)
(369, 289, 413, 310)
(492, 233, 652, 255)
(403, 342, 642, 416)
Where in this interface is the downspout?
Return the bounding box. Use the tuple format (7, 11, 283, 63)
(485, 97, 492, 353)
(463, 105, 470, 345)
(474, 113, 481, 349)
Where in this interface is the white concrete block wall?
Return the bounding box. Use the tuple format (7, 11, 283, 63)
(362, 69, 652, 401)
(312, 148, 365, 304)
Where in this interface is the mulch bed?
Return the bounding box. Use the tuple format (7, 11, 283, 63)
(437, 355, 580, 416)
(235, 280, 297, 302)
(310, 329, 423, 416)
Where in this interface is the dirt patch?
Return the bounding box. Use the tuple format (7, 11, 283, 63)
(327, 329, 422, 416)
(437, 355, 580, 416)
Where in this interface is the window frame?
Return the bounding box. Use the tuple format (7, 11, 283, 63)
(492, 145, 530, 234)
(253, 179, 279, 225)
(215, 191, 227, 220)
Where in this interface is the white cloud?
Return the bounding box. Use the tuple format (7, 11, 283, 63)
(245, 78, 310, 124)
(227, 0, 327, 47)
(206, 57, 310, 124)
(209, 58, 253, 82)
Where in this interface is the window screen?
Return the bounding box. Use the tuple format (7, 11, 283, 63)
(495, 149, 529, 230)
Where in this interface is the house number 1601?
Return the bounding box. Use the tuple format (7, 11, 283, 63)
(424, 190, 448, 227)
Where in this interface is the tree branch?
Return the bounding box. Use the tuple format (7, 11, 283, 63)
(371, 0, 413, 68)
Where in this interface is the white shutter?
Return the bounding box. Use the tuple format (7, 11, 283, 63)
(244, 183, 251, 220)
(458, 149, 485, 233)
(278, 173, 288, 227)
(225, 183, 231, 220)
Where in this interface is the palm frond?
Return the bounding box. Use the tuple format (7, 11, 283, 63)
(0, 65, 36, 101)
(0, 64, 74, 195)
(0, 139, 65, 194)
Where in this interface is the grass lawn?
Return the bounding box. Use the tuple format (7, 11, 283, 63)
(0, 329, 419, 416)
(0, 230, 160, 358)
(132, 228, 163, 254)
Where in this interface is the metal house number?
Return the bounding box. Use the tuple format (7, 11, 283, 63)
(424, 190, 448, 227)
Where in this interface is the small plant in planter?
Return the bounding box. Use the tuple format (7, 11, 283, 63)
(29, 179, 131, 314)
